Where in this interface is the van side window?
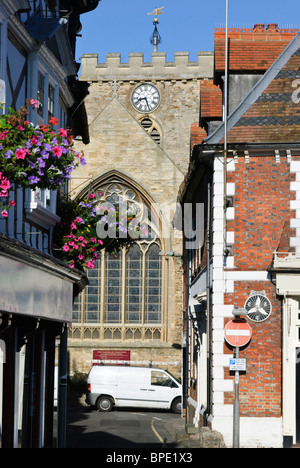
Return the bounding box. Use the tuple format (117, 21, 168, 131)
(151, 370, 178, 388)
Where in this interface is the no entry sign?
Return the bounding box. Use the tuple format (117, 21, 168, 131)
(224, 319, 252, 348)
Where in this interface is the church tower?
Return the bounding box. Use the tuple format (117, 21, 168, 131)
(68, 15, 213, 378)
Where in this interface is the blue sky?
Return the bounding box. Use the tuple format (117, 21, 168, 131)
(76, 0, 300, 65)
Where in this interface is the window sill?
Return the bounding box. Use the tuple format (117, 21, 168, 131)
(25, 202, 61, 230)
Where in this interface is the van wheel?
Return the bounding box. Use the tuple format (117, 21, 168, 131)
(97, 396, 114, 412)
(171, 397, 182, 414)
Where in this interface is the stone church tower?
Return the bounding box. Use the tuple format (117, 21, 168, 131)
(67, 33, 213, 377)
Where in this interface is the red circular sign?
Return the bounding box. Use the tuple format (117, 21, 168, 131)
(224, 319, 252, 347)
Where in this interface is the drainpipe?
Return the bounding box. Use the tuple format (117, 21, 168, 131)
(204, 183, 211, 426)
(57, 323, 68, 448)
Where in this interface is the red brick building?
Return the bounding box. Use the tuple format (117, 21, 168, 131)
(179, 27, 300, 447)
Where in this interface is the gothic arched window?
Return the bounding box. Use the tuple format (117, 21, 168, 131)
(71, 180, 163, 341)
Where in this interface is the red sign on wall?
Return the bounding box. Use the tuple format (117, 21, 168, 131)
(93, 350, 131, 365)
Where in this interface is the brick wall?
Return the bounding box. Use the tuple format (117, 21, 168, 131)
(200, 80, 223, 119)
(224, 281, 281, 417)
(226, 155, 297, 270)
(221, 153, 300, 417)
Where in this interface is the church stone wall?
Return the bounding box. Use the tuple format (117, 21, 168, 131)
(68, 50, 214, 378)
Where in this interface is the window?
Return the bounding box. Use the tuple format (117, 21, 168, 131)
(37, 72, 44, 117)
(48, 83, 55, 120)
(71, 180, 164, 340)
(126, 244, 143, 323)
(151, 370, 178, 388)
(76, 242, 162, 326)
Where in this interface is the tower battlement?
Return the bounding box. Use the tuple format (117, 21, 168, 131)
(80, 51, 214, 82)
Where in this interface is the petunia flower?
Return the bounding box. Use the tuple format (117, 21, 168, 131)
(53, 146, 63, 157)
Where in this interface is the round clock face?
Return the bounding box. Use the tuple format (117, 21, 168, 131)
(131, 83, 160, 113)
(244, 293, 272, 322)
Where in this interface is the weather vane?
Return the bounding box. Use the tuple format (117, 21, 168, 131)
(147, 6, 165, 17)
(148, 6, 164, 52)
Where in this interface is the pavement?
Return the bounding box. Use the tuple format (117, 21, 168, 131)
(163, 417, 227, 449)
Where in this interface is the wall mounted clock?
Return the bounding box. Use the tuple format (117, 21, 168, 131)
(131, 83, 160, 113)
(244, 291, 272, 322)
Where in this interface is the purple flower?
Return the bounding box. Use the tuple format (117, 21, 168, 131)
(28, 176, 40, 185)
(80, 158, 87, 166)
(37, 157, 46, 168)
(29, 161, 35, 169)
(43, 143, 52, 151)
(41, 150, 49, 159)
(4, 150, 13, 159)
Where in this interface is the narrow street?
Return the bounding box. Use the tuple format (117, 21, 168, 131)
(66, 406, 180, 448)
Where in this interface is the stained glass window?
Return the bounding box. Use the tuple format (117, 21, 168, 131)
(105, 251, 122, 323)
(126, 244, 143, 323)
(72, 181, 162, 329)
(145, 244, 161, 323)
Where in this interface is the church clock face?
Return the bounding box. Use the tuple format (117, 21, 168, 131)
(244, 291, 272, 322)
(131, 83, 160, 113)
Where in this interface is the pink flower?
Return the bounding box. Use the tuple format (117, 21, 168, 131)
(0, 131, 9, 140)
(63, 244, 69, 252)
(78, 254, 84, 260)
(59, 128, 68, 138)
(15, 148, 28, 160)
(53, 146, 63, 157)
(68, 241, 75, 247)
(70, 222, 76, 230)
(91, 238, 97, 243)
(17, 125, 25, 131)
(9, 200, 15, 207)
(89, 193, 95, 199)
(69, 260, 75, 269)
(0, 190, 8, 197)
(29, 99, 38, 108)
(0, 178, 11, 191)
(98, 240, 103, 245)
(85, 261, 95, 269)
(1, 210, 8, 217)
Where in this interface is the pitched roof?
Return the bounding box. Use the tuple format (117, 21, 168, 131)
(205, 33, 300, 145)
(214, 25, 299, 72)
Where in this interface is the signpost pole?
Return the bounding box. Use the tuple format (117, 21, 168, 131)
(233, 346, 240, 448)
(224, 307, 251, 449)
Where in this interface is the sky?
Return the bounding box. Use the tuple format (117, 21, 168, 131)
(76, 0, 300, 65)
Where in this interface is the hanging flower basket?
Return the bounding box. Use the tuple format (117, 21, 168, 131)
(0, 100, 86, 191)
(53, 191, 146, 270)
(0, 171, 15, 217)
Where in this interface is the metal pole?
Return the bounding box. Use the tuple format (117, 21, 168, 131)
(223, 0, 229, 255)
(233, 346, 240, 448)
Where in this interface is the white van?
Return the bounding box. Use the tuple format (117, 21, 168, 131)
(86, 366, 182, 414)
